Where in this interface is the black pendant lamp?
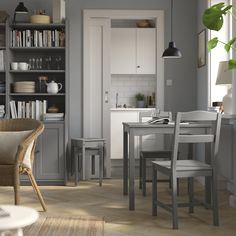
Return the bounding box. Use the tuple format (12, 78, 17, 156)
(162, 0, 182, 58)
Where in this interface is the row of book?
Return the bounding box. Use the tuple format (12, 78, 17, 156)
(11, 29, 65, 48)
(10, 100, 47, 120)
(10, 100, 64, 121)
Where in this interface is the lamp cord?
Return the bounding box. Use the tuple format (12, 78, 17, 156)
(171, 0, 173, 41)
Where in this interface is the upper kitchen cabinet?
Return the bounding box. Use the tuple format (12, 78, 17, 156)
(111, 28, 156, 75)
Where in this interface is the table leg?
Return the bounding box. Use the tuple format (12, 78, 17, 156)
(123, 128, 128, 195)
(103, 141, 107, 177)
(129, 129, 135, 210)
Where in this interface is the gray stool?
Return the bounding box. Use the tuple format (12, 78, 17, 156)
(71, 138, 106, 186)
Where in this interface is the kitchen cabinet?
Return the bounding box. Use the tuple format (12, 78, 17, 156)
(110, 108, 160, 159)
(35, 123, 64, 182)
(111, 109, 139, 159)
(111, 28, 156, 74)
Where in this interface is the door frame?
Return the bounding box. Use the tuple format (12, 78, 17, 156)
(83, 9, 165, 109)
(83, 10, 165, 177)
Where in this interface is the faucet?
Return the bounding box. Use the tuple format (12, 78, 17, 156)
(116, 93, 119, 108)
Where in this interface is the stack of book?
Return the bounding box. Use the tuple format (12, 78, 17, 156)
(44, 113, 64, 121)
(10, 100, 47, 120)
(0, 105, 5, 118)
(0, 81, 5, 93)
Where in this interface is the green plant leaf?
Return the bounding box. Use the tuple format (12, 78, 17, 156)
(207, 37, 218, 52)
(224, 38, 236, 52)
(229, 59, 236, 69)
(202, 3, 232, 31)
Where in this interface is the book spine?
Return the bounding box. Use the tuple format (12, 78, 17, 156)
(17, 101, 22, 118)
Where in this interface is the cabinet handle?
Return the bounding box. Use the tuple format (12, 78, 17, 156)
(105, 91, 109, 103)
(137, 65, 140, 68)
(35, 150, 40, 154)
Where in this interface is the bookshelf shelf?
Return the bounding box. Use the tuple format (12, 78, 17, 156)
(10, 70, 65, 73)
(0, 47, 5, 50)
(0, 93, 5, 96)
(10, 47, 65, 51)
(0, 70, 5, 73)
(10, 23, 65, 30)
(10, 93, 65, 96)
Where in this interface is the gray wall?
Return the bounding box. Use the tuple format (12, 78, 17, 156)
(66, 0, 198, 138)
(1, 0, 198, 139)
(197, 0, 209, 110)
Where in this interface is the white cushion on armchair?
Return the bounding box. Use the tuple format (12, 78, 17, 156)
(0, 130, 34, 168)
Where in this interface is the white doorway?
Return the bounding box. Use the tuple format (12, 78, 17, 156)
(83, 10, 164, 177)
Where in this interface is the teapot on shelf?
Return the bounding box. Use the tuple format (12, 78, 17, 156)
(45, 80, 62, 94)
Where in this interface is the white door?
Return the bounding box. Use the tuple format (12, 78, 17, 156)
(111, 28, 136, 74)
(136, 28, 156, 74)
(83, 18, 111, 177)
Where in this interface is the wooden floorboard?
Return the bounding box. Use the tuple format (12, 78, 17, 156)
(0, 179, 236, 235)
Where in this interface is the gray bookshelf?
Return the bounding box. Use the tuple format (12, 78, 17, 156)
(1, 20, 69, 185)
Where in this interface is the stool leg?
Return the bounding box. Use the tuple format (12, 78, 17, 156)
(82, 145, 86, 180)
(99, 146, 103, 186)
(75, 148, 79, 186)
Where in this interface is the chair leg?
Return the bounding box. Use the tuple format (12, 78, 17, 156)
(188, 177, 194, 213)
(27, 171, 47, 212)
(139, 154, 142, 189)
(142, 157, 147, 196)
(152, 165, 157, 216)
(212, 173, 219, 226)
(14, 170, 20, 205)
(14, 185, 19, 205)
(171, 176, 178, 229)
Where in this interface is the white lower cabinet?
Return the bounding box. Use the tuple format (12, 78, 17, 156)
(111, 110, 139, 159)
(110, 109, 161, 159)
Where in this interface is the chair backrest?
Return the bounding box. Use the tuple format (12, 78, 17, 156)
(0, 119, 44, 167)
(171, 110, 222, 171)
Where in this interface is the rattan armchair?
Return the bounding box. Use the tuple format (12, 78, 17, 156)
(0, 118, 46, 211)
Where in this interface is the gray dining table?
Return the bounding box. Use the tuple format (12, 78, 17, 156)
(122, 122, 212, 210)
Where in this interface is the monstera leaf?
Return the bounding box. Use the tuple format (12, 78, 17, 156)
(229, 59, 236, 69)
(207, 37, 219, 52)
(203, 2, 232, 31)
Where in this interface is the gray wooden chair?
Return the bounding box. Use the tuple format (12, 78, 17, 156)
(152, 111, 221, 229)
(139, 110, 174, 196)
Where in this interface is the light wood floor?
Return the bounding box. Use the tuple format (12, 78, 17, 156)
(0, 179, 236, 236)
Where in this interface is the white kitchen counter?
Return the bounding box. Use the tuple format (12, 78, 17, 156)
(110, 108, 155, 111)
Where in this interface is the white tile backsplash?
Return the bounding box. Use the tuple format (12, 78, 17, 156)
(111, 75, 156, 108)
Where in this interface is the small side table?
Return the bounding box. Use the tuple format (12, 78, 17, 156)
(71, 138, 106, 186)
(0, 205, 38, 236)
